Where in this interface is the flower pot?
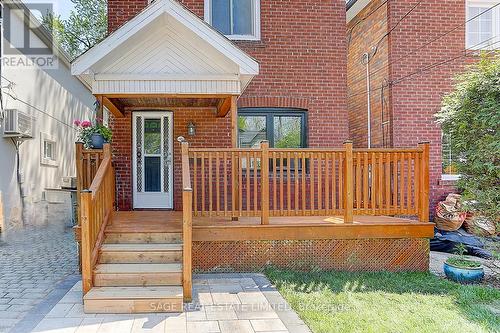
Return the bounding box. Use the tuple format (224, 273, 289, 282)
(90, 133, 105, 149)
(444, 262, 484, 284)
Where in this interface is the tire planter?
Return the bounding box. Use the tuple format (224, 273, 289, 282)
(90, 133, 106, 149)
(444, 262, 484, 284)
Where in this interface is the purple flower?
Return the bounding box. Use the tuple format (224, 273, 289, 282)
(81, 120, 91, 128)
(74, 120, 81, 126)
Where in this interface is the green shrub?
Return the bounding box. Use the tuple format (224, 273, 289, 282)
(436, 55, 500, 224)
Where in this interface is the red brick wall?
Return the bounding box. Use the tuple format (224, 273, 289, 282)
(107, 0, 349, 210)
(111, 109, 230, 211)
(347, 0, 391, 149)
(387, 0, 472, 214)
(108, 0, 148, 32)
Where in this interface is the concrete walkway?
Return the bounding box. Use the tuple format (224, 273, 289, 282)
(15, 273, 310, 333)
(0, 223, 79, 333)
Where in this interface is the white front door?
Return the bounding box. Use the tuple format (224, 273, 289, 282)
(132, 111, 173, 209)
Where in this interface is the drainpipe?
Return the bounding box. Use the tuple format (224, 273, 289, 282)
(361, 52, 371, 149)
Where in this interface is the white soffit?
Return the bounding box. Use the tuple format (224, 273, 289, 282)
(71, 0, 259, 95)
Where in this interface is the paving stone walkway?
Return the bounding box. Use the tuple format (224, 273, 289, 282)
(0, 222, 79, 333)
(22, 273, 311, 333)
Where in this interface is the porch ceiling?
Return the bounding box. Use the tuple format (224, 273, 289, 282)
(112, 97, 221, 109)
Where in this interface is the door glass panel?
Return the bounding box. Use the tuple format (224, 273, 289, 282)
(274, 116, 302, 148)
(238, 115, 266, 148)
(145, 156, 161, 192)
(136, 116, 143, 192)
(144, 119, 161, 155)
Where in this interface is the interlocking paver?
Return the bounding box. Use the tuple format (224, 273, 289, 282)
(0, 221, 78, 332)
(8, 271, 311, 332)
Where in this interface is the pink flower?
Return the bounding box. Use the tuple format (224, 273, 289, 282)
(81, 120, 91, 128)
(73, 120, 81, 126)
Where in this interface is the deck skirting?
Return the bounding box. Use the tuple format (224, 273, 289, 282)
(192, 238, 429, 272)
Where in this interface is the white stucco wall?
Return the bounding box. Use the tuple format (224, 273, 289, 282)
(0, 9, 94, 231)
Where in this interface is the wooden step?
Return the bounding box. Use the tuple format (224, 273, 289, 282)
(99, 244, 182, 264)
(94, 263, 182, 287)
(84, 286, 183, 313)
(104, 232, 182, 244)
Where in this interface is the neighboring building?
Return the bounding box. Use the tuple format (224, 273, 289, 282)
(346, 0, 499, 212)
(0, 1, 94, 231)
(95, 0, 349, 211)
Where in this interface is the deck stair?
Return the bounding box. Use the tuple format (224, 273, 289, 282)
(83, 213, 184, 313)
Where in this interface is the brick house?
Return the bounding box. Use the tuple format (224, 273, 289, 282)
(98, 0, 349, 211)
(71, 0, 435, 312)
(346, 0, 499, 212)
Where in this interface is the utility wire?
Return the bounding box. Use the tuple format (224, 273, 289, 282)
(3, 91, 77, 129)
(349, 2, 500, 87)
(348, 38, 500, 99)
(370, 0, 421, 59)
(347, 0, 390, 46)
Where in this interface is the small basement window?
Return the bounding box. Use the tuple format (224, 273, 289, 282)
(40, 133, 57, 166)
(441, 131, 461, 180)
(204, 0, 261, 40)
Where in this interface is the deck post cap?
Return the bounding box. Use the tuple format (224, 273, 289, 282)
(418, 141, 430, 144)
(343, 140, 353, 144)
(177, 136, 186, 143)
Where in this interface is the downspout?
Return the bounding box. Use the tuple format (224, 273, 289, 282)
(362, 52, 371, 149)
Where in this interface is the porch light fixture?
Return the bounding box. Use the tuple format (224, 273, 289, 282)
(187, 121, 196, 136)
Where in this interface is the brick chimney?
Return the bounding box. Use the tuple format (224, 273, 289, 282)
(108, 0, 149, 33)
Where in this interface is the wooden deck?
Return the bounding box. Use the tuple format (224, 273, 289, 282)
(106, 211, 434, 240)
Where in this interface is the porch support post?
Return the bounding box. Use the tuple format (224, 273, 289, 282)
(230, 96, 240, 221)
(80, 190, 93, 294)
(230, 96, 238, 148)
(181, 141, 193, 302)
(260, 141, 270, 225)
(96, 95, 104, 124)
(343, 141, 354, 223)
(418, 142, 430, 222)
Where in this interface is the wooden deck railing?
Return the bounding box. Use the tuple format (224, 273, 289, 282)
(181, 141, 430, 224)
(80, 144, 115, 294)
(180, 140, 193, 302)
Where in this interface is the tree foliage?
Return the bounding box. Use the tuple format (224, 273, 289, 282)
(43, 0, 107, 60)
(436, 55, 500, 222)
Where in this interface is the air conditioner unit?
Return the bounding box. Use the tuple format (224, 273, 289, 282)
(3, 109, 34, 138)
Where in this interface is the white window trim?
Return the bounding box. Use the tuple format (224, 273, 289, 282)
(40, 132, 58, 167)
(204, 0, 261, 41)
(441, 174, 461, 181)
(465, 0, 500, 50)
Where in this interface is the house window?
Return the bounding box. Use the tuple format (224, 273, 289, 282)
(40, 133, 58, 166)
(466, 0, 500, 49)
(204, 0, 261, 40)
(441, 131, 461, 180)
(238, 108, 307, 149)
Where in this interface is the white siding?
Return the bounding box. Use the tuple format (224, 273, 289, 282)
(1, 13, 94, 231)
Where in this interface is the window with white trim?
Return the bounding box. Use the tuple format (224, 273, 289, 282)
(40, 133, 58, 166)
(204, 0, 260, 40)
(441, 131, 462, 180)
(466, 0, 500, 49)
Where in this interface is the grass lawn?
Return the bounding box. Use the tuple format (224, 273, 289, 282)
(265, 269, 500, 333)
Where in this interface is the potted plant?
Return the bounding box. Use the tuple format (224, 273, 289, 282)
(74, 119, 112, 149)
(444, 243, 484, 284)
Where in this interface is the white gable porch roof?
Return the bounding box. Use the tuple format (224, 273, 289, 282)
(71, 0, 259, 96)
